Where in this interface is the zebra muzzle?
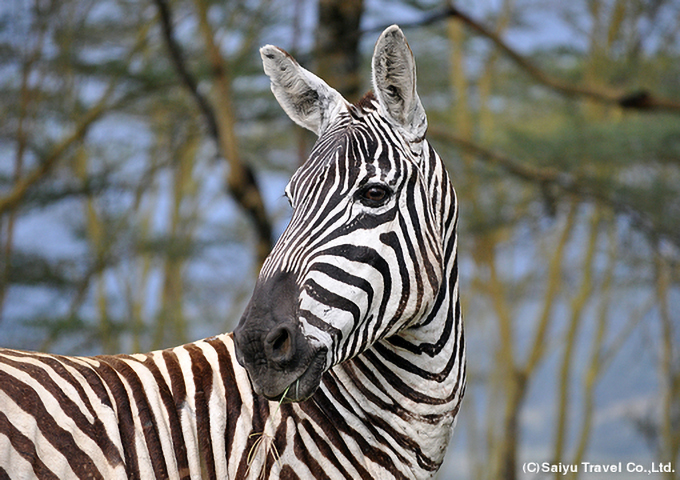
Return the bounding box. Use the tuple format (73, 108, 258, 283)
(233, 271, 328, 402)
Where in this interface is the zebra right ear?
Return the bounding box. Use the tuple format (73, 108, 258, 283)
(261, 46, 347, 136)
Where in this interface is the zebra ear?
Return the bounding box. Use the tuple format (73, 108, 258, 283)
(371, 25, 427, 140)
(261, 45, 347, 136)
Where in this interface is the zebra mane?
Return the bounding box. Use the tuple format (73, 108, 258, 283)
(353, 91, 379, 113)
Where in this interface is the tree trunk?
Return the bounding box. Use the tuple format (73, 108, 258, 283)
(315, 0, 364, 102)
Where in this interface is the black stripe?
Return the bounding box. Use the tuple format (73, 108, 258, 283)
(361, 349, 459, 405)
(208, 337, 242, 465)
(385, 258, 458, 358)
(298, 309, 342, 337)
(279, 464, 301, 480)
(185, 344, 217, 480)
(308, 262, 375, 310)
(92, 359, 142, 479)
(311, 371, 403, 478)
(234, 393, 270, 478)
(302, 384, 366, 467)
(162, 350, 187, 405)
(397, 211, 424, 313)
(0, 410, 59, 480)
(303, 279, 361, 329)
(162, 350, 192, 478)
(313, 244, 392, 323)
(297, 416, 353, 479)
(379, 231, 412, 331)
(0, 354, 124, 469)
(104, 356, 169, 478)
(142, 354, 191, 479)
(0, 368, 104, 479)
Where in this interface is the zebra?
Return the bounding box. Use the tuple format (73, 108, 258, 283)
(0, 25, 464, 479)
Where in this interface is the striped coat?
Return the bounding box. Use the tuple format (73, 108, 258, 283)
(1, 326, 462, 478)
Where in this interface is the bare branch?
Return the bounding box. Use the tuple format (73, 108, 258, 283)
(0, 96, 111, 216)
(367, 5, 680, 113)
(152, 0, 272, 265)
(428, 127, 680, 249)
(553, 209, 600, 464)
(153, 0, 219, 140)
(0, 18, 154, 218)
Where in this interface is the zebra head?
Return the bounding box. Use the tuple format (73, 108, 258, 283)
(234, 26, 452, 403)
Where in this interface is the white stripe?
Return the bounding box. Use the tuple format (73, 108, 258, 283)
(0, 388, 78, 478)
(121, 356, 181, 480)
(173, 345, 203, 479)
(196, 340, 228, 479)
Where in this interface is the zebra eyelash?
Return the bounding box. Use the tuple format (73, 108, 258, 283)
(283, 187, 294, 208)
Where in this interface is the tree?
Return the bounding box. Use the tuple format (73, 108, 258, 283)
(0, 1, 677, 478)
(315, 0, 364, 102)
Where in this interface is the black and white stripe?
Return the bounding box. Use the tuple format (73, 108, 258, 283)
(0, 25, 464, 479)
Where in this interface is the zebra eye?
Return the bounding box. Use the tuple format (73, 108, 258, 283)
(358, 184, 391, 207)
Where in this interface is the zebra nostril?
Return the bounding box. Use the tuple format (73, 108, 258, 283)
(265, 324, 295, 364)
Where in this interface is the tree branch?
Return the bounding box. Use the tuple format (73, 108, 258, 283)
(0, 21, 153, 218)
(153, 0, 219, 140)
(153, 0, 272, 265)
(428, 127, 680, 249)
(367, 5, 680, 113)
(0, 95, 111, 216)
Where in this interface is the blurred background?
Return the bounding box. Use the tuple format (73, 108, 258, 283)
(1, 0, 679, 478)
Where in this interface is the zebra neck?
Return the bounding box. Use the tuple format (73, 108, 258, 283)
(318, 287, 463, 470)
(374, 284, 463, 404)
(318, 334, 461, 476)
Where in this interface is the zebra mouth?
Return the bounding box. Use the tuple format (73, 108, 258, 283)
(260, 346, 327, 403)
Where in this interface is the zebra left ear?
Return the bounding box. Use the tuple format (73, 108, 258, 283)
(371, 25, 427, 141)
(261, 45, 347, 136)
